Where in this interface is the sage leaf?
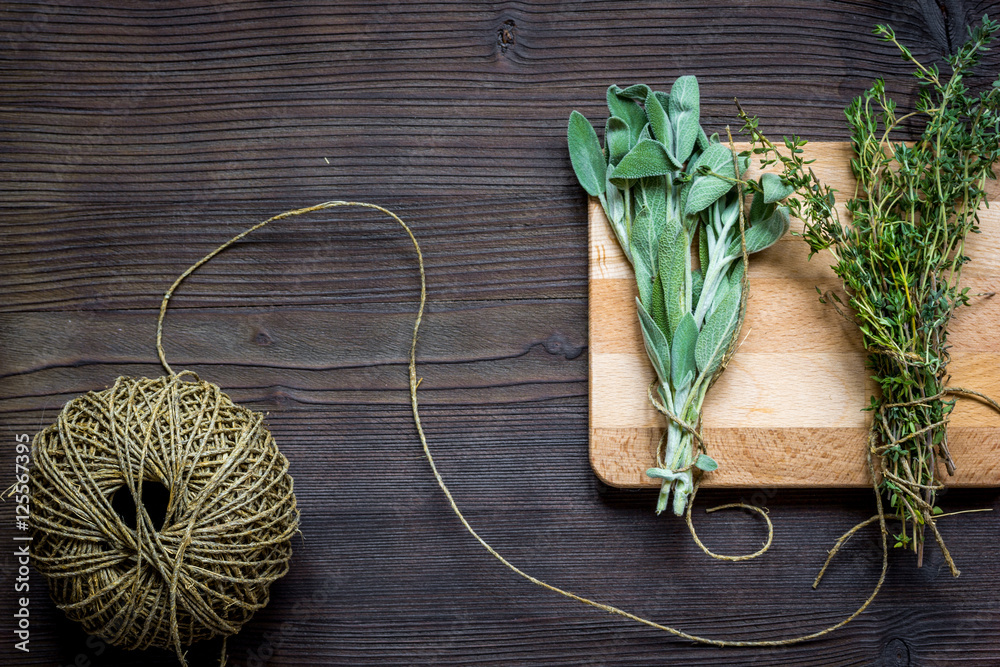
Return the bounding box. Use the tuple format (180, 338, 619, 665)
(710, 266, 734, 316)
(618, 83, 652, 100)
(668, 75, 700, 164)
(605, 116, 630, 167)
(567, 111, 606, 197)
(658, 220, 686, 337)
(644, 90, 674, 159)
(685, 174, 733, 216)
(707, 260, 743, 321)
(728, 260, 745, 289)
(604, 172, 626, 246)
(647, 467, 683, 482)
(607, 85, 647, 147)
(633, 255, 654, 306)
(684, 143, 735, 215)
(637, 123, 653, 143)
(670, 311, 698, 389)
(656, 485, 670, 514)
(694, 454, 719, 472)
(649, 270, 667, 335)
(761, 171, 794, 203)
(749, 206, 790, 253)
(698, 227, 709, 276)
(729, 206, 790, 255)
(653, 91, 670, 114)
(629, 183, 667, 304)
(694, 274, 742, 378)
(611, 140, 680, 184)
(635, 177, 667, 223)
(690, 142, 733, 175)
(696, 125, 711, 151)
(691, 267, 703, 313)
(748, 188, 771, 224)
(637, 298, 671, 385)
(721, 190, 741, 229)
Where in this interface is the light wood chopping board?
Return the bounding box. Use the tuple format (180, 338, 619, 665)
(589, 142, 1000, 488)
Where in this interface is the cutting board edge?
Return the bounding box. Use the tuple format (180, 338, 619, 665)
(587, 143, 1000, 489)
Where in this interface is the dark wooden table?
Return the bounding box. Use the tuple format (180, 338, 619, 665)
(3, 2, 999, 665)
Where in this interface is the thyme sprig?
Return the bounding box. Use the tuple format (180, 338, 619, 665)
(739, 15, 1000, 564)
(569, 78, 789, 516)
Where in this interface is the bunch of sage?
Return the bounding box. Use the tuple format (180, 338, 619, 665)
(568, 77, 789, 516)
(738, 16, 1000, 570)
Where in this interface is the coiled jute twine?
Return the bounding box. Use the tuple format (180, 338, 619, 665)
(29, 197, 984, 666)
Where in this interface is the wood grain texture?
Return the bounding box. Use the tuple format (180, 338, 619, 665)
(590, 142, 1000, 488)
(3, 2, 1000, 666)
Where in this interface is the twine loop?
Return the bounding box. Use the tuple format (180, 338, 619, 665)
(646, 381, 774, 561)
(28, 202, 415, 666)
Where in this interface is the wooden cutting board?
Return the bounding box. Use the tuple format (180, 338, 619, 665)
(589, 142, 1000, 488)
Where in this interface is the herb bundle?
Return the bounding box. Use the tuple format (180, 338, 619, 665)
(739, 16, 1000, 567)
(568, 78, 789, 516)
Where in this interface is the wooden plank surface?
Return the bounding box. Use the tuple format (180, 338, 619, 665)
(4, 2, 1000, 666)
(590, 142, 1000, 487)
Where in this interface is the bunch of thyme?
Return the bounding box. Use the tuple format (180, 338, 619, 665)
(568, 78, 789, 516)
(739, 16, 1000, 568)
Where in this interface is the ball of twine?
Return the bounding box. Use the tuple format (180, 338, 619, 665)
(27, 202, 406, 665)
(29, 371, 299, 663)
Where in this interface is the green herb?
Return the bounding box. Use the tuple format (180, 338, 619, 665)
(738, 16, 1000, 567)
(568, 78, 788, 516)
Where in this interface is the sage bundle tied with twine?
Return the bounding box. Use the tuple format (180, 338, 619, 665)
(567, 76, 790, 521)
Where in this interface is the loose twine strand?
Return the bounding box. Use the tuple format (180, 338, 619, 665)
(157, 200, 880, 648)
(393, 198, 889, 646)
(155, 199, 992, 655)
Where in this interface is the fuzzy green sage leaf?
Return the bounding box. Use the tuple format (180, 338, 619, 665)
(567, 111, 606, 197)
(694, 274, 741, 378)
(637, 298, 671, 386)
(761, 172, 793, 204)
(607, 85, 647, 146)
(694, 454, 719, 472)
(670, 312, 698, 390)
(684, 143, 735, 215)
(611, 139, 681, 184)
(644, 90, 674, 159)
(605, 116, 631, 167)
(668, 75, 700, 165)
